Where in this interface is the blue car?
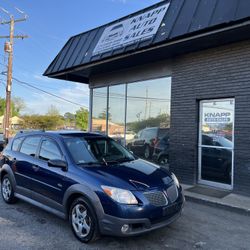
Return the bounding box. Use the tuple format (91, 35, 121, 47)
(0, 131, 184, 243)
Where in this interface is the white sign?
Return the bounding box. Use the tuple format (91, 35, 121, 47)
(203, 112, 233, 124)
(93, 3, 170, 55)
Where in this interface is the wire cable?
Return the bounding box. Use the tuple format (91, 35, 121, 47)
(11, 76, 88, 109)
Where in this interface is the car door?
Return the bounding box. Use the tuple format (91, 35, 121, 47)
(31, 137, 67, 205)
(14, 135, 42, 191)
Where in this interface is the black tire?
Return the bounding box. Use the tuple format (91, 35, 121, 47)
(1, 174, 17, 204)
(144, 145, 151, 159)
(69, 197, 99, 243)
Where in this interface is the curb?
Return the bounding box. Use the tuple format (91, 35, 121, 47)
(185, 194, 250, 216)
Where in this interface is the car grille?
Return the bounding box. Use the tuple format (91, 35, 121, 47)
(144, 191, 168, 206)
(166, 184, 178, 203)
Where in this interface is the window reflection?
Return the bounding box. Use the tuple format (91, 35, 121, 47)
(201, 100, 234, 144)
(200, 99, 234, 186)
(91, 77, 172, 167)
(108, 85, 126, 145)
(126, 77, 171, 166)
(92, 88, 107, 134)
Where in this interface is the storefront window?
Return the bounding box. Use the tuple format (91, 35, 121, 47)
(108, 85, 126, 145)
(92, 87, 107, 134)
(126, 77, 171, 163)
(91, 77, 171, 165)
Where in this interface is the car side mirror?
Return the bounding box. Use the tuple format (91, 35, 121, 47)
(48, 159, 68, 171)
(134, 135, 138, 139)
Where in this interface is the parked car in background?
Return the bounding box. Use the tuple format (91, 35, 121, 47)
(0, 133, 6, 152)
(202, 134, 232, 183)
(127, 127, 169, 160)
(152, 134, 170, 167)
(0, 131, 184, 243)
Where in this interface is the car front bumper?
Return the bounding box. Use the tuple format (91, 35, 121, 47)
(99, 193, 185, 237)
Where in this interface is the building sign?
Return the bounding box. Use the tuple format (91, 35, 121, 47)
(203, 112, 233, 124)
(93, 3, 170, 55)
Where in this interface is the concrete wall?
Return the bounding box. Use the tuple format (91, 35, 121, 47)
(170, 40, 250, 195)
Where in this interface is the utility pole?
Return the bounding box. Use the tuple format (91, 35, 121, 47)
(0, 9, 28, 139)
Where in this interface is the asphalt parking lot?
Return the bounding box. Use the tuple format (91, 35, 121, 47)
(0, 196, 250, 250)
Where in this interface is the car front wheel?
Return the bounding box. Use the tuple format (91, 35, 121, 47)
(1, 174, 17, 204)
(69, 197, 99, 243)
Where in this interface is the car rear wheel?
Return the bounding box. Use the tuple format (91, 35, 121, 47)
(69, 197, 99, 243)
(1, 174, 17, 204)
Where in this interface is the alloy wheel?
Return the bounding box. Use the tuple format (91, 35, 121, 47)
(71, 204, 92, 239)
(2, 177, 12, 201)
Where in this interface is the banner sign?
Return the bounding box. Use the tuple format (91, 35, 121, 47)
(203, 112, 233, 124)
(93, 3, 170, 55)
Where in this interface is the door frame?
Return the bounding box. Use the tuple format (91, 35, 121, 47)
(198, 98, 235, 190)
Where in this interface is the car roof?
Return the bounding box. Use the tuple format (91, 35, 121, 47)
(14, 130, 105, 139)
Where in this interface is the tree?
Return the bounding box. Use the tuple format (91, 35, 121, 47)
(21, 114, 64, 130)
(64, 112, 75, 121)
(0, 97, 25, 117)
(75, 108, 89, 130)
(98, 108, 112, 120)
(46, 105, 60, 116)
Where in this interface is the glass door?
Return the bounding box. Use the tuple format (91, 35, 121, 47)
(198, 99, 234, 190)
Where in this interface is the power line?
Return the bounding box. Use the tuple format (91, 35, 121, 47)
(12, 76, 89, 109)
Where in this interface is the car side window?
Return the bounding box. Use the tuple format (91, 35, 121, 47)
(20, 136, 41, 157)
(12, 137, 24, 151)
(39, 139, 62, 161)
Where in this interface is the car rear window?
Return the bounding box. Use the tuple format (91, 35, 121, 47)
(20, 136, 41, 157)
(12, 137, 24, 151)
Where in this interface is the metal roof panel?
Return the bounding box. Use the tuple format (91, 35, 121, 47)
(189, 0, 217, 32)
(209, 0, 239, 26)
(44, 0, 250, 78)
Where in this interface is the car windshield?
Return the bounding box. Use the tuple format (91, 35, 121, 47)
(64, 136, 135, 165)
(0, 134, 3, 141)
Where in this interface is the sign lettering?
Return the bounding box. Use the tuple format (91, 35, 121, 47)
(93, 3, 170, 55)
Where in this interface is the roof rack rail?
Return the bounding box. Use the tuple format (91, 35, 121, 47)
(18, 129, 45, 133)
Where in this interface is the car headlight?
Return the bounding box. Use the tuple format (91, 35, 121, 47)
(171, 173, 180, 188)
(101, 185, 138, 205)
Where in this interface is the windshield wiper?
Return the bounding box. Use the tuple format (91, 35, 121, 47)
(77, 161, 103, 166)
(116, 157, 134, 163)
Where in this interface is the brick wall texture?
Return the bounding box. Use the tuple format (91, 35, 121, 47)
(169, 39, 250, 195)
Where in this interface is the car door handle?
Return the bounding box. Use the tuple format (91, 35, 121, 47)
(32, 165, 39, 171)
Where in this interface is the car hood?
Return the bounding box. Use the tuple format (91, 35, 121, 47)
(82, 159, 173, 191)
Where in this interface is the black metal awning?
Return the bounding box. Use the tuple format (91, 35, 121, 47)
(44, 0, 250, 84)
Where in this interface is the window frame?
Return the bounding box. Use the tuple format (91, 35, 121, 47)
(19, 135, 42, 158)
(37, 136, 63, 163)
(11, 137, 25, 152)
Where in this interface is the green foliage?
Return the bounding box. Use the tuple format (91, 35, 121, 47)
(64, 112, 75, 121)
(21, 115, 64, 130)
(0, 97, 25, 117)
(46, 105, 60, 116)
(75, 108, 88, 130)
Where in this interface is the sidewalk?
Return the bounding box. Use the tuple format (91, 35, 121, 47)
(182, 184, 250, 216)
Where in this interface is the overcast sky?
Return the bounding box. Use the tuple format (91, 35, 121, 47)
(0, 0, 160, 115)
